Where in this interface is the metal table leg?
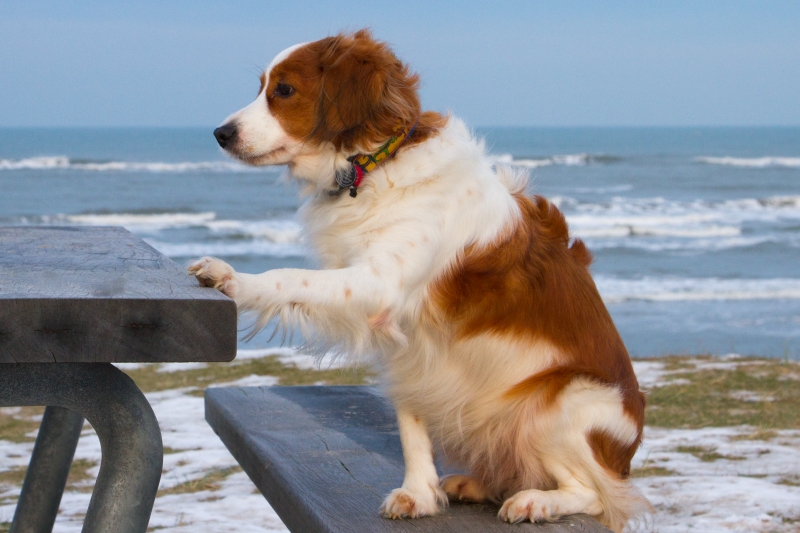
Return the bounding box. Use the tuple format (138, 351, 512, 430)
(0, 364, 163, 533)
(11, 406, 84, 533)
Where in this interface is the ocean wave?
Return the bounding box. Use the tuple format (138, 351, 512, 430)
(573, 223, 741, 239)
(585, 235, 781, 252)
(144, 239, 306, 258)
(25, 211, 304, 242)
(492, 153, 618, 169)
(0, 156, 268, 173)
(696, 156, 800, 168)
(205, 219, 302, 244)
(555, 194, 800, 251)
(596, 276, 800, 303)
(64, 212, 217, 230)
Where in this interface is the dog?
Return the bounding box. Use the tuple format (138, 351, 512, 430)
(189, 30, 649, 532)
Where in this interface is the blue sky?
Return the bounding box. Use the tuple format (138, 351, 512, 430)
(1, 1, 798, 127)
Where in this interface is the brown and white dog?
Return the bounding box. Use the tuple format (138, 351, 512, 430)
(189, 30, 649, 532)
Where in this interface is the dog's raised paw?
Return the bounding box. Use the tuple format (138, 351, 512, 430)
(188, 256, 239, 299)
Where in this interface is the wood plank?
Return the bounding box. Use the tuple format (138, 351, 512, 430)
(205, 386, 611, 533)
(0, 226, 236, 363)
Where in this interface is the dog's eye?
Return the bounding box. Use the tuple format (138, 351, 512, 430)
(274, 83, 296, 98)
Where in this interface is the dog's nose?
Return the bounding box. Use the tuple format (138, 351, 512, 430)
(213, 124, 237, 148)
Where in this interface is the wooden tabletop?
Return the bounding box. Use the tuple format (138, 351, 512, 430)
(206, 386, 611, 533)
(0, 226, 237, 363)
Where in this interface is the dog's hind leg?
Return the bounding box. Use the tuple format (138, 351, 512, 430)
(380, 409, 447, 519)
(441, 474, 491, 503)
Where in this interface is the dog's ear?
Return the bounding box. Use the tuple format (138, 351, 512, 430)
(314, 30, 420, 150)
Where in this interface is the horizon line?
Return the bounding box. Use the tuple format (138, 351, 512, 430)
(2, 124, 800, 130)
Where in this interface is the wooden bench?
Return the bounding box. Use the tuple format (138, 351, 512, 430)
(205, 385, 612, 533)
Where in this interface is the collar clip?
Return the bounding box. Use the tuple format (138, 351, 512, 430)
(332, 120, 418, 198)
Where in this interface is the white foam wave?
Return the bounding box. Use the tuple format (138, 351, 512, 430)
(144, 239, 306, 258)
(571, 184, 634, 194)
(561, 194, 800, 249)
(0, 156, 265, 173)
(596, 276, 800, 303)
(37, 212, 304, 245)
(65, 212, 217, 230)
(492, 153, 604, 169)
(0, 156, 71, 170)
(696, 156, 800, 168)
(205, 219, 302, 244)
(585, 235, 777, 252)
(570, 218, 741, 239)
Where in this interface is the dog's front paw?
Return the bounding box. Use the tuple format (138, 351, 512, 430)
(380, 485, 445, 519)
(188, 256, 239, 300)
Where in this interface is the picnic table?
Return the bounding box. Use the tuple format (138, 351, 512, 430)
(0, 226, 237, 533)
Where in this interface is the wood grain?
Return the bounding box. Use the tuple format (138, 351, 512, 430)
(205, 386, 612, 533)
(0, 226, 236, 363)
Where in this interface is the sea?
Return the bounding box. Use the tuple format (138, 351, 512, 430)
(1, 127, 798, 359)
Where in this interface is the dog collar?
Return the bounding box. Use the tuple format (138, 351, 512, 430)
(333, 121, 418, 198)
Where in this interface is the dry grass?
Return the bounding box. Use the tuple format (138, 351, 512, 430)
(631, 465, 676, 477)
(0, 467, 27, 486)
(163, 446, 199, 455)
(0, 407, 44, 443)
(157, 466, 242, 496)
(65, 459, 98, 493)
(673, 445, 745, 462)
(643, 357, 800, 429)
(729, 429, 779, 441)
(122, 355, 373, 394)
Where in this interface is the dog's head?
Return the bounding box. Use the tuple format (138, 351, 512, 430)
(214, 30, 421, 173)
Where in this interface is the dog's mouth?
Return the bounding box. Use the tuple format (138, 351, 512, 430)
(232, 145, 289, 166)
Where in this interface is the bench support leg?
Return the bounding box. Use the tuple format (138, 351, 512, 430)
(0, 364, 163, 533)
(11, 406, 84, 533)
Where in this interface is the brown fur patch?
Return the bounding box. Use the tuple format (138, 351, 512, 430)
(264, 30, 443, 152)
(431, 195, 645, 478)
(258, 72, 267, 96)
(587, 428, 640, 479)
(503, 366, 604, 406)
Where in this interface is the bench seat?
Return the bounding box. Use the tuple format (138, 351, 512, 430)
(205, 385, 611, 533)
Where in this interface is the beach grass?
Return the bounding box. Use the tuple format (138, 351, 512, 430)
(0, 407, 44, 443)
(120, 355, 373, 395)
(642, 356, 800, 429)
(157, 466, 242, 496)
(630, 466, 676, 477)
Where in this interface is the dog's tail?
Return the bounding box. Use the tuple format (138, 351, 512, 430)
(495, 164, 529, 194)
(590, 467, 653, 533)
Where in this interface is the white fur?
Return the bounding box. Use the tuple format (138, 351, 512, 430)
(192, 46, 648, 531)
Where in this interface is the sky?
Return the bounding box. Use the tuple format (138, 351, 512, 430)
(1, 1, 799, 128)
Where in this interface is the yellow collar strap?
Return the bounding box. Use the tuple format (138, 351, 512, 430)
(334, 121, 418, 198)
